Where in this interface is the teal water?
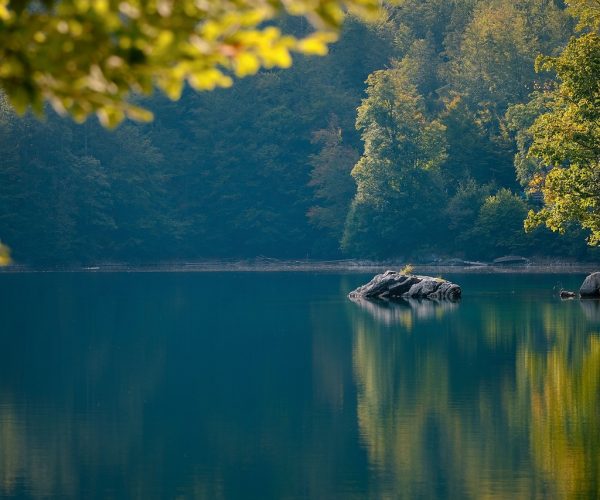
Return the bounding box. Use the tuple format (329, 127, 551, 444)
(0, 272, 598, 499)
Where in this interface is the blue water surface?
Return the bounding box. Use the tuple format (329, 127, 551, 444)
(0, 272, 597, 499)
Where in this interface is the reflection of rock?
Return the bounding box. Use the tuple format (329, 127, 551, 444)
(348, 271, 461, 300)
(436, 258, 489, 267)
(349, 296, 458, 326)
(580, 299, 600, 322)
(493, 255, 530, 265)
(580, 272, 600, 298)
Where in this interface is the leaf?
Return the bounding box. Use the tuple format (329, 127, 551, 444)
(297, 32, 338, 56)
(234, 52, 261, 77)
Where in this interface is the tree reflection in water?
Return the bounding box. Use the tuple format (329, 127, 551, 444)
(0, 274, 598, 499)
(350, 294, 600, 499)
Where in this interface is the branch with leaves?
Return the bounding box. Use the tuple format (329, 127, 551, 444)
(0, 0, 384, 127)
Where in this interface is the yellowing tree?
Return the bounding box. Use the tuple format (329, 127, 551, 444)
(523, 1, 600, 244)
(0, 0, 383, 127)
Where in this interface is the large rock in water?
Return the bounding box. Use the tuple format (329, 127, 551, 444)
(580, 272, 600, 298)
(349, 270, 461, 301)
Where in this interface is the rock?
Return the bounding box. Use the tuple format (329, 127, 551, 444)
(493, 255, 530, 266)
(560, 290, 576, 299)
(388, 276, 421, 296)
(349, 271, 461, 301)
(407, 279, 439, 298)
(580, 272, 600, 298)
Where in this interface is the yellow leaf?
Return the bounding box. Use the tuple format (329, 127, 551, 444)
(234, 53, 260, 77)
(94, 0, 109, 14)
(156, 30, 174, 50)
(189, 68, 233, 90)
(0, 1, 11, 21)
(126, 105, 154, 122)
(159, 74, 185, 99)
(263, 46, 292, 68)
(297, 33, 337, 55)
(97, 107, 125, 128)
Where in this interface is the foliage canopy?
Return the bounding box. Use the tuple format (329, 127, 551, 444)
(1, 0, 598, 264)
(0, 0, 382, 126)
(522, 2, 600, 245)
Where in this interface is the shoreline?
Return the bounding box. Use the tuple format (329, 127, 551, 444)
(0, 259, 598, 274)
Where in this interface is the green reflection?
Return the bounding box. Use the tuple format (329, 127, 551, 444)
(0, 273, 598, 499)
(518, 336, 600, 499)
(351, 293, 600, 499)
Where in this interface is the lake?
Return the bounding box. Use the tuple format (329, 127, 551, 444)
(0, 272, 598, 499)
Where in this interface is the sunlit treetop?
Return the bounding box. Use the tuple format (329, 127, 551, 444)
(566, 0, 600, 31)
(0, 0, 383, 127)
(522, 0, 600, 245)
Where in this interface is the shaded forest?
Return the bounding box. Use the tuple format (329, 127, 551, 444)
(0, 0, 598, 264)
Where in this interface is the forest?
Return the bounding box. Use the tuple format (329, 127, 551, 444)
(1, 0, 599, 265)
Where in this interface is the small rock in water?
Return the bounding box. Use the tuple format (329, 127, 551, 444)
(580, 272, 600, 298)
(348, 271, 461, 301)
(560, 290, 576, 299)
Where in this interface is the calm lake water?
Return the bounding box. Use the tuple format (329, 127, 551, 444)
(0, 272, 598, 499)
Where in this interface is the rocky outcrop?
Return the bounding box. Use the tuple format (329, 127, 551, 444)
(348, 270, 461, 301)
(580, 272, 600, 298)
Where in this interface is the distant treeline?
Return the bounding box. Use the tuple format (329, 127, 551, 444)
(0, 0, 598, 264)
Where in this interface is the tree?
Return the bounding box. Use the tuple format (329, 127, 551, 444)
(307, 116, 359, 242)
(447, 1, 538, 113)
(523, 18, 600, 244)
(441, 96, 516, 188)
(0, 0, 386, 127)
(504, 92, 552, 189)
(444, 178, 493, 253)
(471, 188, 530, 257)
(446, 0, 570, 114)
(342, 68, 447, 257)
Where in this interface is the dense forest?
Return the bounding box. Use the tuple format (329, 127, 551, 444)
(1, 0, 598, 264)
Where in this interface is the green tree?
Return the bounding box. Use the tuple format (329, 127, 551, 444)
(523, 13, 600, 244)
(445, 178, 492, 253)
(446, 0, 570, 111)
(342, 68, 447, 257)
(471, 188, 530, 257)
(447, 1, 538, 112)
(441, 96, 516, 188)
(307, 116, 359, 242)
(504, 92, 552, 188)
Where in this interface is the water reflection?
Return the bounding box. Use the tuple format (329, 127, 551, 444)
(0, 275, 167, 498)
(349, 297, 458, 328)
(0, 273, 365, 499)
(580, 299, 600, 323)
(518, 338, 600, 499)
(0, 273, 598, 498)
(350, 281, 600, 499)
